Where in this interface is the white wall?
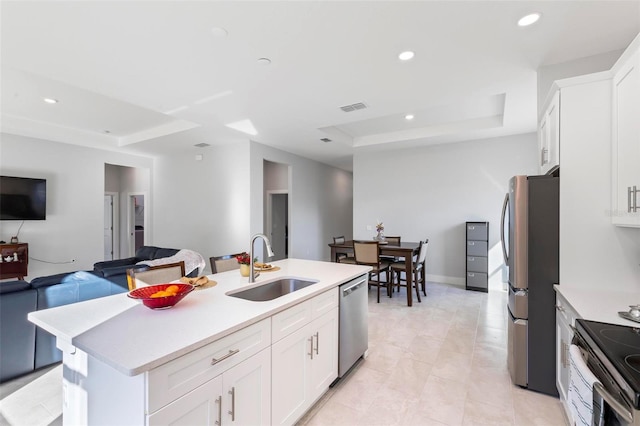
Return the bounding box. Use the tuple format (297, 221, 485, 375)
(353, 133, 539, 285)
(250, 141, 353, 262)
(152, 142, 251, 273)
(0, 133, 153, 279)
(559, 77, 640, 290)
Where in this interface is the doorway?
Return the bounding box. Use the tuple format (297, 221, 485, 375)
(128, 193, 147, 256)
(103, 192, 119, 260)
(267, 191, 288, 261)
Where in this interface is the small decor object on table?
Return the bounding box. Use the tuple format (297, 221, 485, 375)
(236, 252, 251, 277)
(374, 220, 385, 241)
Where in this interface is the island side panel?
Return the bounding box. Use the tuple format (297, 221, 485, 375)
(62, 347, 145, 425)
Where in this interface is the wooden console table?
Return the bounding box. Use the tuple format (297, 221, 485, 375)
(0, 243, 29, 280)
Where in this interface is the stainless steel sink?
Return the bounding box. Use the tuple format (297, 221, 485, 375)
(227, 278, 318, 302)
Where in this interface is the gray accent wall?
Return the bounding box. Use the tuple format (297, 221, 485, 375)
(353, 133, 538, 286)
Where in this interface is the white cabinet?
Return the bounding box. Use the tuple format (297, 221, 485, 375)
(555, 291, 579, 423)
(612, 48, 640, 227)
(538, 90, 560, 174)
(148, 348, 271, 426)
(271, 290, 338, 426)
(148, 374, 222, 426)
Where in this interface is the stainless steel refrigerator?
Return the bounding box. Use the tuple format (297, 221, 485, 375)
(501, 170, 559, 396)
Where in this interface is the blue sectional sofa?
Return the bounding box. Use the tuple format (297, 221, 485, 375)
(0, 245, 200, 382)
(0, 271, 127, 382)
(93, 245, 198, 288)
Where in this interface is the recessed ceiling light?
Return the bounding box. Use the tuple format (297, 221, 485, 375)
(257, 57, 271, 66)
(211, 27, 228, 37)
(398, 51, 415, 61)
(405, 114, 415, 121)
(518, 12, 541, 27)
(43, 98, 58, 104)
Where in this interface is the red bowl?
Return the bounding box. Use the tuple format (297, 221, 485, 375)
(127, 283, 194, 310)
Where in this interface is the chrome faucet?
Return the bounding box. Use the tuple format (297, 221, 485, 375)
(249, 233, 275, 283)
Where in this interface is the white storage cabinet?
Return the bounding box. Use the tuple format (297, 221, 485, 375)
(611, 43, 640, 227)
(538, 90, 561, 174)
(555, 291, 580, 422)
(271, 289, 339, 426)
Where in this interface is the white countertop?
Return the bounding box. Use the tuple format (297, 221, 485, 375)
(554, 285, 640, 326)
(28, 259, 370, 376)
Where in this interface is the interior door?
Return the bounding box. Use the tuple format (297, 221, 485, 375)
(270, 193, 288, 261)
(104, 195, 114, 261)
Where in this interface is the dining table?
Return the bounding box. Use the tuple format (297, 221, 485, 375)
(328, 239, 421, 306)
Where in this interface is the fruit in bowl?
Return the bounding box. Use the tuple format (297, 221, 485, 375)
(128, 283, 194, 310)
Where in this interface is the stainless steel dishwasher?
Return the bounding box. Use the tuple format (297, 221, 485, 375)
(338, 274, 368, 377)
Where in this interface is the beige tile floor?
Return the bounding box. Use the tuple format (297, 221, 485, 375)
(0, 281, 567, 426)
(298, 281, 568, 426)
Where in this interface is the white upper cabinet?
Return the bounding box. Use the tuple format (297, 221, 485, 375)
(612, 43, 640, 227)
(539, 91, 561, 174)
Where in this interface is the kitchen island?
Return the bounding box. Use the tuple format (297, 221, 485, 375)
(28, 258, 370, 426)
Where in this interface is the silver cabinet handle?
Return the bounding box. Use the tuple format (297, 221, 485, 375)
(629, 186, 633, 213)
(228, 387, 235, 421)
(633, 185, 639, 213)
(593, 382, 633, 424)
(215, 396, 222, 425)
(211, 349, 239, 365)
(314, 332, 319, 355)
(308, 337, 314, 360)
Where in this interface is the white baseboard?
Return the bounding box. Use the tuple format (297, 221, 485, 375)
(427, 274, 465, 288)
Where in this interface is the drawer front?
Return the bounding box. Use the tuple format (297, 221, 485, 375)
(147, 318, 271, 413)
(466, 223, 488, 241)
(466, 241, 488, 256)
(271, 299, 312, 343)
(467, 272, 488, 290)
(466, 256, 488, 273)
(311, 288, 339, 319)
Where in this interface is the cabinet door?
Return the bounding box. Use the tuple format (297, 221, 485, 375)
(555, 306, 570, 402)
(538, 113, 549, 174)
(540, 91, 560, 174)
(222, 347, 271, 426)
(309, 308, 338, 403)
(147, 375, 223, 426)
(612, 50, 640, 227)
(272, 322, 312, 426)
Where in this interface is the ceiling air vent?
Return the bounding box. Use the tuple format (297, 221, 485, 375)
(320, 138, 332, 143)
(194, 143, 210, 148)
(340, 102, 367, 112)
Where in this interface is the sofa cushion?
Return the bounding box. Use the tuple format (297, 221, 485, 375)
(135, 246, 160, 260)
(153, 248, 180, 260)
(30, 271, 99, 289)
(93, 257, 138, 272)
(0, 279, 30, 294)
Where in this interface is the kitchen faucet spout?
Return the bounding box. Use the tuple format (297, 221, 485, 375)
(249, 233, 275, 283)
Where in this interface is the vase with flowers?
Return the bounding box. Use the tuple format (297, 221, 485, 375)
(236, 252, 252, 277)
(375, 221, 385, 241)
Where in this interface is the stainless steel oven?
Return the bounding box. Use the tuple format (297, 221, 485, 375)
(574, 319, 640, 426)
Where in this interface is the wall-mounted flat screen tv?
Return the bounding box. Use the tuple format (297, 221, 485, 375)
(0, 176, 47, 220)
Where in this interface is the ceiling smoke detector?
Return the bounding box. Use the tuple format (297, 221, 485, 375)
(320, 138, 332, 143)
(340, 102, 367, 112)
(194, 143, 211, 148)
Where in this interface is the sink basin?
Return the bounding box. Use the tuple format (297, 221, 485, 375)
(227, 277, 318, 302)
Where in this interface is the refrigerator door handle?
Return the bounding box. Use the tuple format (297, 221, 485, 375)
(500, 192, 509, 264)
